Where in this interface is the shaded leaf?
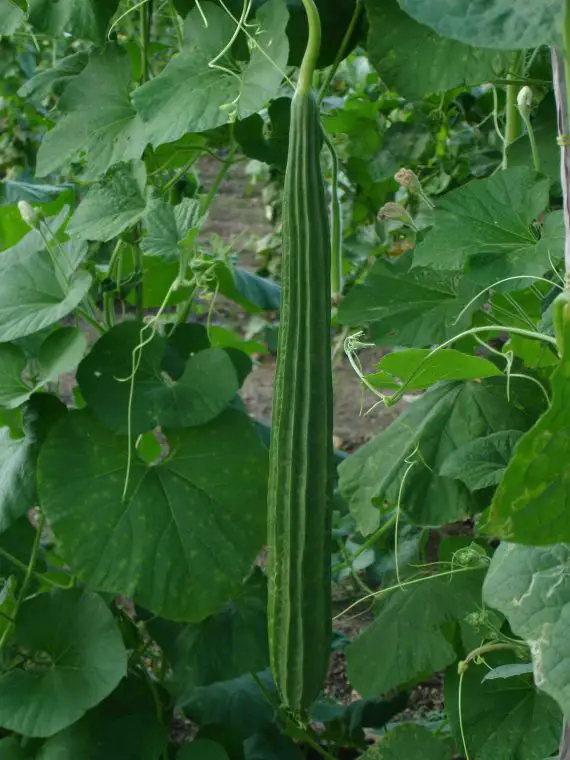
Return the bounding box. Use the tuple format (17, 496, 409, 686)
(361, 723, 450, 758)
(366, 0, 509, 99)
(244, 731, 303, 759)
(0, 179, 74, 206)
(77, 321, 239, 435)
(0, 589, 127, 738)
(234, 97, 291, 169)
(40, 711, 168, 760)
(445, 652, 561, 760)
(177, 740, 230, 760)
(347, 568, 486, 697)
(178, 670, 277, 739)
(213, 262, 281, 312)
(440, 430, 523, 491)
(397, 0, 561, 50)
(27, 0, 119, 43)
(18, 51, 89, 102)
(37, 409, 268, 621)
(0, 395, 67, 533)
(165, 570, 269, 690)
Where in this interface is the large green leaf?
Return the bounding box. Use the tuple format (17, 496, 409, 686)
(480, 310, 570, 543)
(213, 262, 281, 312)
(133, 0, 288, 146)
(37, 408, 268, 621)
(178, 670, 277, 738)
(412, 168, 552, 278)
(0, 0, 24, 34)
(397, 0, 561, 50)
(36, 47, 148, 180)
(26, 0, 119, 43)
(18, 51, 89, 102)
(0, 179, 74, 207)
(366, 0, 508, 100)
(347, 568, 486, 697)
(368, 348, 502, 392)
(361, 724, 450, 759)
(141, 197, 202, 260)
(483, 543, 570, 718)
(0, 328, 86, 409)
(0, 589, 127, 738)
(337, 255, 479, 347)
(0, 395, 66, 533)
(338, 380, 529, 532)
(77, 322, 239, 435)
(440, 430, 523, 491)
(244, 732, 303, 760)
(445, 652, 561, 760)
(39, 672, 169, 759)
(40, 714, 168, 760)
(68, 162, 147, 242)
(150, 570, 269, 691)
(177, 741, 230, 760)
(0, 218, 91, 341)
(234, 97, 290, 170)
(0, 738, 34, 759)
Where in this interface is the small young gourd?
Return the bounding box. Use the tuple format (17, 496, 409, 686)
(266, 0, 334, 719)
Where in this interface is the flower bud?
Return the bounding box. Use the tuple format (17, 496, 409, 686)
(378, 202, 414, 227)
(394, 168, 422, 193)
(517, 86, 533, 119)
(17, 200, 40, 229)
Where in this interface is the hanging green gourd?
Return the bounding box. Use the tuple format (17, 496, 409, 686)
(266, 0, 334, 720)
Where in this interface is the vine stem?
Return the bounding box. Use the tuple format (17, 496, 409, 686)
(200, 144, 237, 215)
(0, 547, 61, 587)
(552, 45, 570, 277)
(0, 512, 46, 651)
(317, 0, 363, 103)
(555, 7, 570, 757)
(140, 0, 152, 84)
(501, 52, 523, 169)
(297, 0, 321, 95)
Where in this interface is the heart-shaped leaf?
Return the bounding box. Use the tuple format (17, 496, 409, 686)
(0, 589, 127, 738)
(77, 322, 240, 435)
(37, 408, 268, 620)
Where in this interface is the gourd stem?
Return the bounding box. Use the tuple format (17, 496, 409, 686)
(297, 0, 321, 95)
(501, 51, 523, 169)
(553, 0, 570, 280)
